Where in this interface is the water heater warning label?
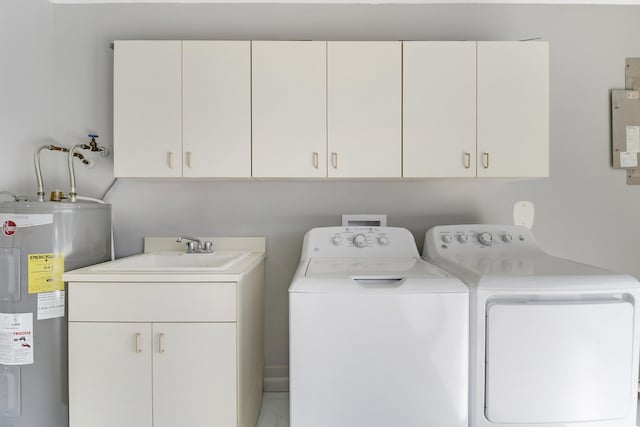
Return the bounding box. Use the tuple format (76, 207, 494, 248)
(0, 312, 33, 365)
(28, 253, 64, 294)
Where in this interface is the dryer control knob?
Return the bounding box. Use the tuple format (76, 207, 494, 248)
(502, 233, 513, 243)
(378, 236, 389, 246)
(457, 234, 468, 243)
(352, 234, 367, 248)
(478, 232, 493, 246)
(332, 236, 342, 246)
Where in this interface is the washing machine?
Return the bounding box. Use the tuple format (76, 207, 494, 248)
(289, 226, 469, 427)
(423, 224, 640, 427)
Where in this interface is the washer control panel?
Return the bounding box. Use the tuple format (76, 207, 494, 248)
(331, 228, 392, 249)
(302, 226, 419, 259)
(425, 224, 541, 259)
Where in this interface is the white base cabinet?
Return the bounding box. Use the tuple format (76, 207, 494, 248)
(67, 262, 264, 427)
(69, 322, 153, 427)
(153, 323, 237, 427)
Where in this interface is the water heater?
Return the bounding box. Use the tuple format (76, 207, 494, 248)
(0, 200, 111, 427)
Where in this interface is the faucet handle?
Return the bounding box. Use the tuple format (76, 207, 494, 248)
(187, 241, 198, 253)
(203, 241, 213, 252)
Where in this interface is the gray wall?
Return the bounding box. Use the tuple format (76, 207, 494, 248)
(0, 0, 53, 196)
(8, 1, 640, 377)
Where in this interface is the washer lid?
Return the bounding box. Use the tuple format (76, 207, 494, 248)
(290, 257, 468, 294)
(305, 257, 446, 278)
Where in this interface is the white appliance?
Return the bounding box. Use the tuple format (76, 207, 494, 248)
(289, 226, 469, 427)
(423, 224, 640, 427)
(0, 200, 111, 427)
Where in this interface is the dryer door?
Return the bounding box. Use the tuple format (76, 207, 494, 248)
(485, 300, 634, 424)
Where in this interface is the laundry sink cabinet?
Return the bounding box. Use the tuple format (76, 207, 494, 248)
(64, 238, 265, 427)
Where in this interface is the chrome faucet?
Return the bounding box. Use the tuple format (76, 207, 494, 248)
(176, 236, 214, 253)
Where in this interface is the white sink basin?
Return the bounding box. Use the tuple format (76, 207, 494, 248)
(89, 251, 251, 272)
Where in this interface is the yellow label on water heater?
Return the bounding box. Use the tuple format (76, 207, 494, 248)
(28, 253, 64, 294)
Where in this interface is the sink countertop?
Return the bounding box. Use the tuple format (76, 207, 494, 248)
(63, 236, 265, 283)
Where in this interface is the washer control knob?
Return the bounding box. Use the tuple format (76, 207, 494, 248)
(477, 232, 493, 246)
(502, 233, 513, 243)
(442, 235, 453, 244)
(332, 236, 342, 246)
(352, 234, 367, 248)
(457, 234, 468, 243)
(378, 236, 389, 246)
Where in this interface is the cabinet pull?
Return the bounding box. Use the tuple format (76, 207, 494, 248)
(167, 152, 174, 169)
(464, 152, 471, 169)
(185, 151, 192, 169)
(135, 333, 142, 353)
(331, 152, 338, 169)
(312, 152, 319, 169)
(482, 152, 490, 169)
(159, 333, 165, 354)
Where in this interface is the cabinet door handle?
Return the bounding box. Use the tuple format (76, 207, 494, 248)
(135, 333, 142, 353)
(464, 152, 471, 169)
(331, 152, 338, 169)
(167, 152, 174, 169)
(185, 151, 192, 169)
(482, 152, 490, 169)
(312, 152, 319, 169)
(159, 333, 165, 354)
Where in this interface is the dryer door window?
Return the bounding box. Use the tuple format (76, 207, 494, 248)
(485, 300, 634, 424)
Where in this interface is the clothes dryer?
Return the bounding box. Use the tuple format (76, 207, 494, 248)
(424, 224, 640, 427)
(289, 226, 468, 427)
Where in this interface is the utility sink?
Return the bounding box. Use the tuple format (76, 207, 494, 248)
(89, 251, 251, 273)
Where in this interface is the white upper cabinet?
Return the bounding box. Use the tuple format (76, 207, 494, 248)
(403, 41, 477, 178)
(113, 40, 547, 179)
(327, 41, 402, 178)
(114, 40, 251, 178)
(477, 41, 549, 178)
(252, 41, 327, 178)
(183, 41, 251, 178)
(114, 41, 182, 178)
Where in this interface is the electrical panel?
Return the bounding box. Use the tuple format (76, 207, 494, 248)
(612, 58, 640, 184)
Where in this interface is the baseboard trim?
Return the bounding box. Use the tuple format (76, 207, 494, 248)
(264, 365, 289, 392)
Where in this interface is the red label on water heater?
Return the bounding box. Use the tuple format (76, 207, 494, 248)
(3, 220, 17, 236)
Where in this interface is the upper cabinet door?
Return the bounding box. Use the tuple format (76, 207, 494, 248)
(183, 41, 251, 178)
(252, 41, 327, 178)
(114, 41, 182, 177)
(403, 42, 477, 178)
(477, 42, 549, 178)
(327, 42, 402, 178)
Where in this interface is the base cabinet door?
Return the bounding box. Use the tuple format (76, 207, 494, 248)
(69, 322, 153, 427)
(153, 323, 238, 427)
